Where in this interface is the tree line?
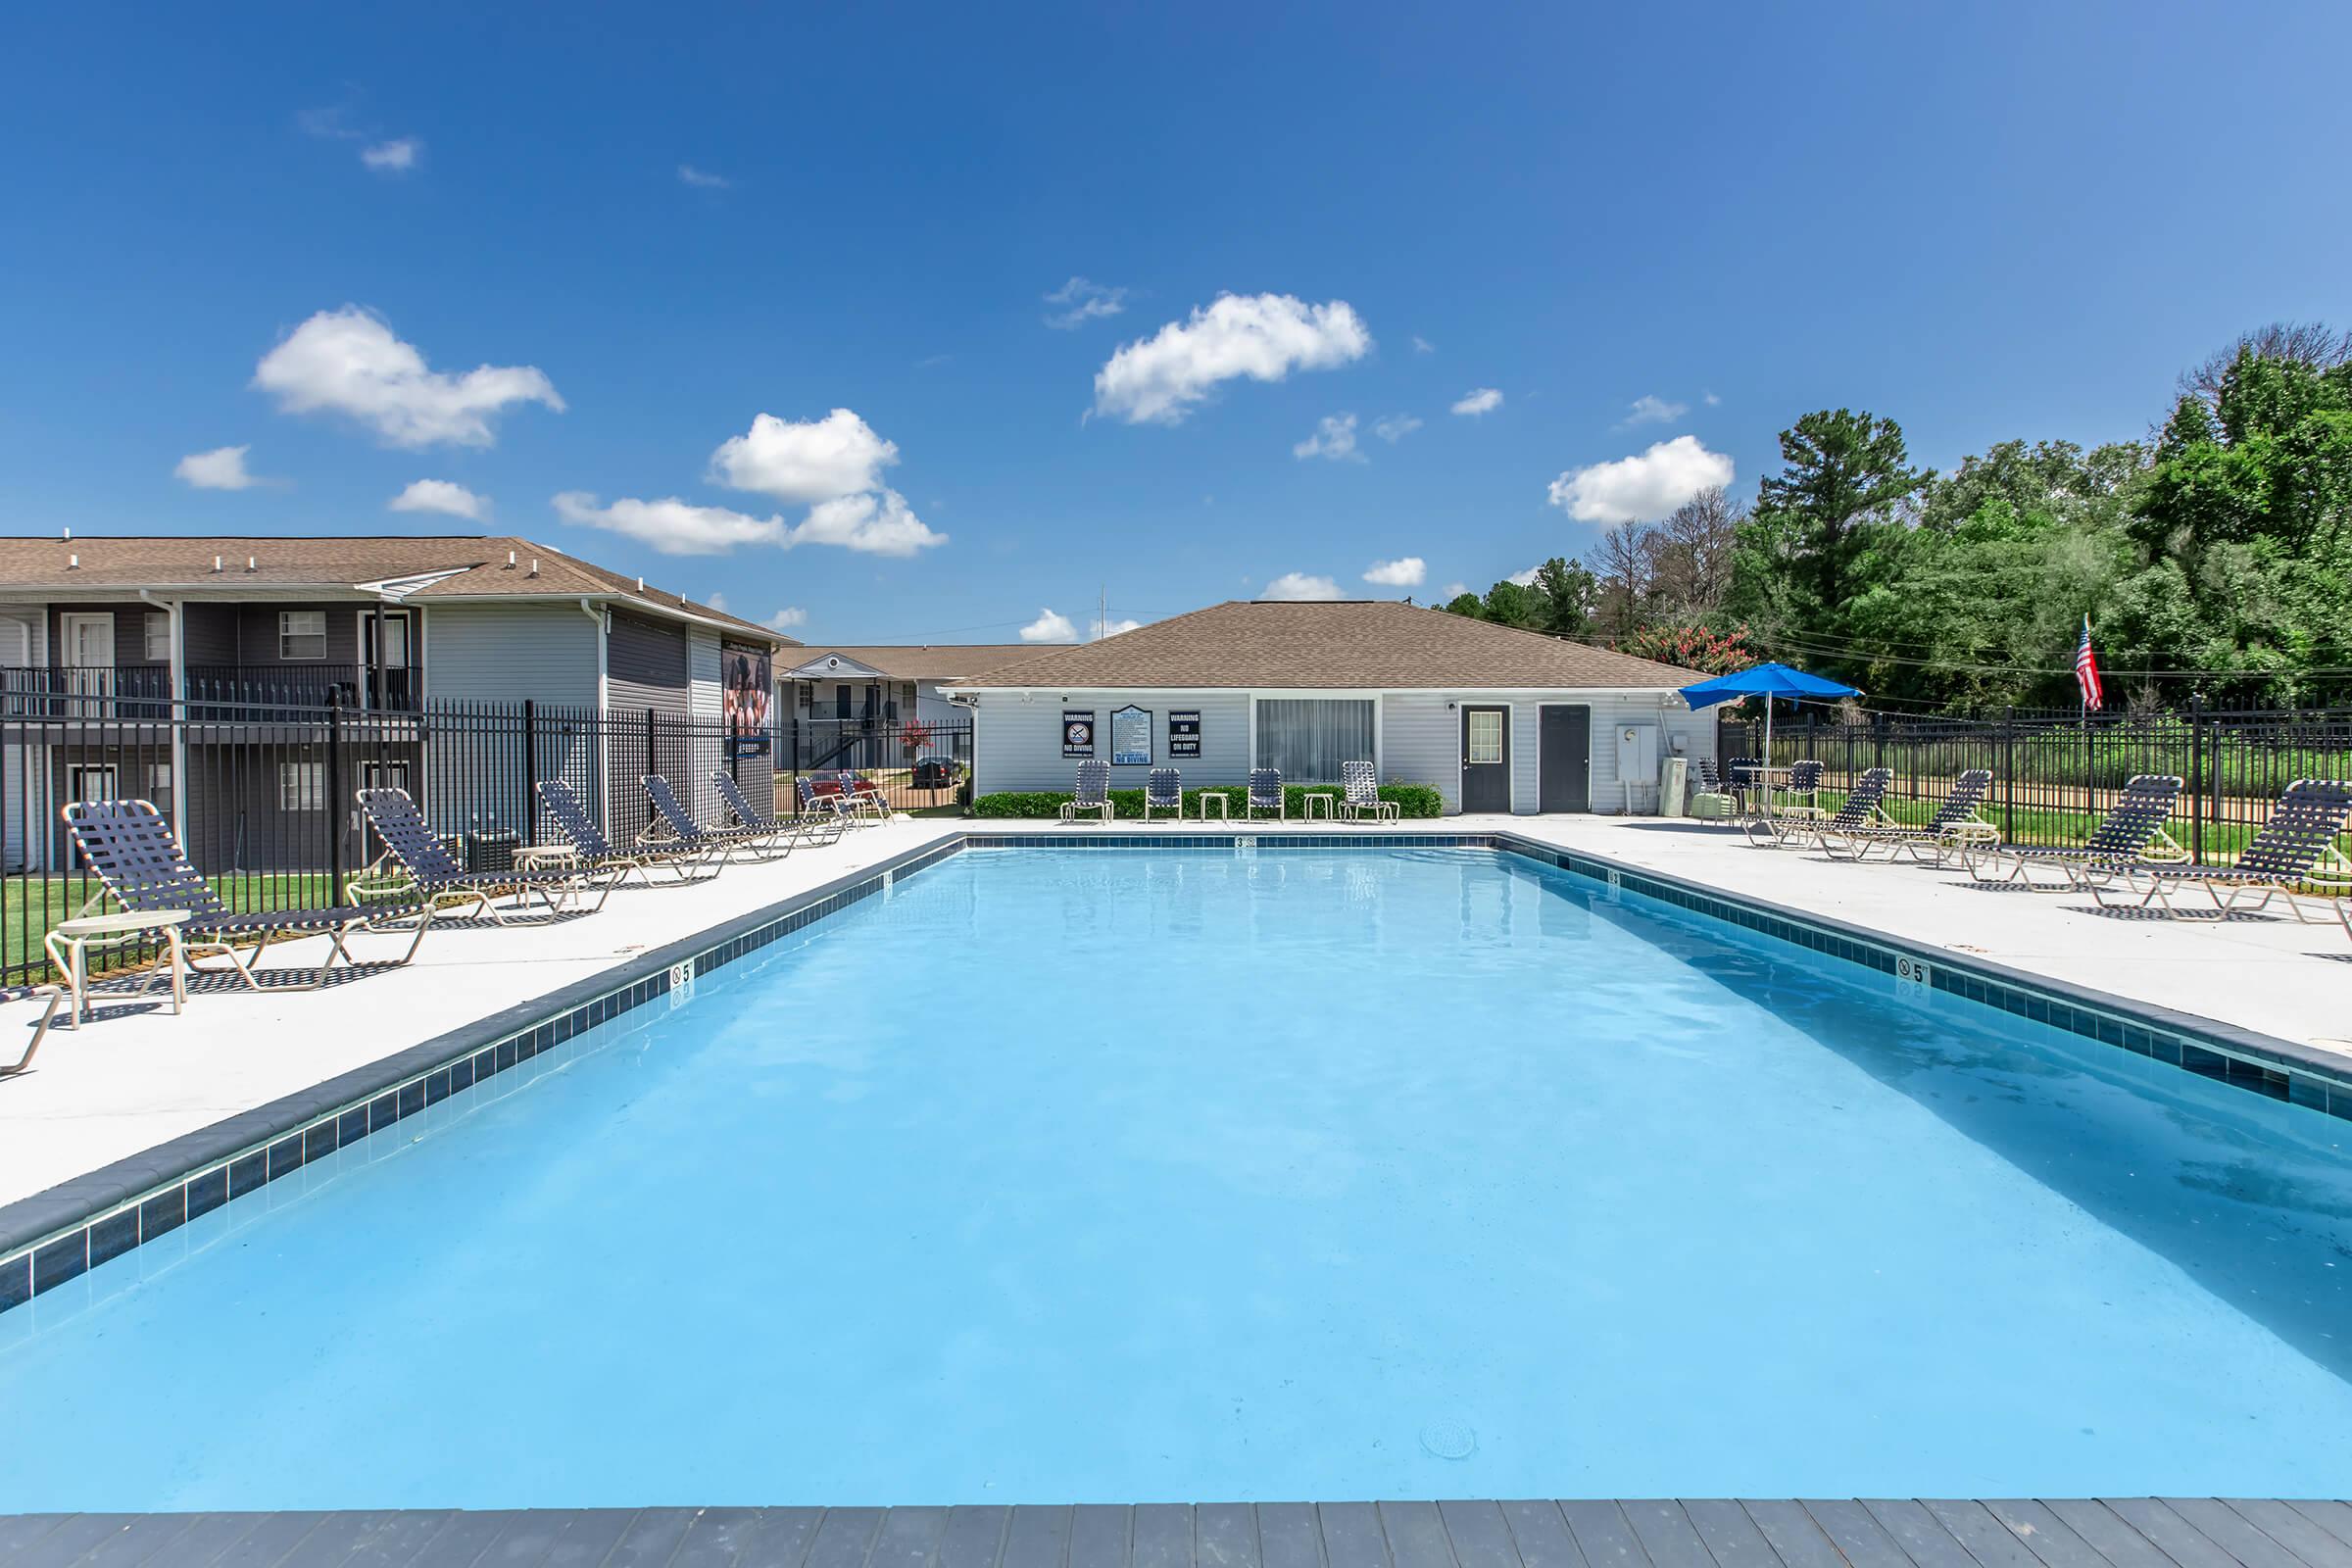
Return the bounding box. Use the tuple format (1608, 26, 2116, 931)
(1442, 322, 2352, 710)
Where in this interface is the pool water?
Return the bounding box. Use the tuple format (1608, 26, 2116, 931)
(5, 847, 2351, 1508)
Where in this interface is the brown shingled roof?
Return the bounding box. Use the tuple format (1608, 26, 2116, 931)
(0, 534, 791, 643)
(950, 600, 1701, 689)
(785, 644, 1040, 680)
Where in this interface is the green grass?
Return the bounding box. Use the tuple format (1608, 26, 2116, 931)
(2, 872, 338, 988)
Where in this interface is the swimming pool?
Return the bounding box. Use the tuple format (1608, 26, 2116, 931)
(3, 845, 2349, 1508)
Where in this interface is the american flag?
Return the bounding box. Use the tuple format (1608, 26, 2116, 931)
(2075, 614, 2104, 711)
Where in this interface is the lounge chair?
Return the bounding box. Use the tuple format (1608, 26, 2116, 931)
(537, 778, 713, 884)
(714, 769, 843, 848)
(61, 798, 429, 990)
(1960, 774, 2186, 889)
(2087, 777, 2352, 919)
(834, 770, 890, 821)
(1060, 760, 1113, 824)
(1769, 760, 1827, 821)
(358, 786, 617, 921)
(1340, 760, 1398, 822)
(1144, 767, 1184, 822)
(1247, 767, 1286, 821)
(1819, 768, 1996, 863)
(644, 774, 791, 863)
(1744, 765, 1891, 849)
(1688, 759, 1738, 821)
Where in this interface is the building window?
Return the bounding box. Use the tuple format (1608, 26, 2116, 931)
(279, 760, 325, 810)
(144, 612, 171, 662)
(1253, 698, 1374, 783)
(359, 760, 412, 795)
(66, 763, 120, 804)
(280, 610, 327, 661)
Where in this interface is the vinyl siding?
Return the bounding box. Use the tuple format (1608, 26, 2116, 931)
(972, 689, 1250, 794)
(607, 611, 690, 717)
(1585, 693, 1717, 813)
(1378, 692, 1462, 811)
(420, 603, 600, 706)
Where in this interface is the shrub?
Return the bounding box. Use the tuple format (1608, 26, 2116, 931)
(972, 783, 1445, 820)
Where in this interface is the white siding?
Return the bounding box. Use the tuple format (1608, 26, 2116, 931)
(1585, 693, 1717, 813)
(1379, 692, 1461, 811)
(422, 604, 600, 707)
(972, 689, 1250, 794)
(689, 628, 720, 717)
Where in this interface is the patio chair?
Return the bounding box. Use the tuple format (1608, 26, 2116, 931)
(2086, 777, 2352, 920)
(1247, 767, 1286, 821)
(834, 770, 890, 822)
(643, 774, 789, 863)
(357, 786, 618, 922)
(1143, 767, 1184, 822)
(1745, 766, 1891, 849)
(537, 778, 714, 884)
(714, 769, 843, 848)
(61, 798, 429, 991)
(1960, 774, 2186, 889)
(1060, 760, 1113, 824)
(1819, 769, 1996, 864)
(1340, 760, 1398, 822)
(1771, 760, 1827, 819)
(794, 775, 866, 834)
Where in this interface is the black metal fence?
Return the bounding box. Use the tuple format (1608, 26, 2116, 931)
(784, 716, 972, 812)
(1728, 702, 2352, 859)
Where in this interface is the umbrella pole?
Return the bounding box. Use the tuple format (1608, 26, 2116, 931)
(1762, 699, 1774, 819)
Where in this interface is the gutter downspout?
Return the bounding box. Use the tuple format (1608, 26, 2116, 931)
(139, 589, 187, 846)
(580, 597, 610, 831)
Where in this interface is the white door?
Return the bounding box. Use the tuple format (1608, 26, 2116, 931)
(61, 612, 115, 707)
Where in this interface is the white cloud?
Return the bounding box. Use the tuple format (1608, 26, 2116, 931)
(1293, 413, 1362, 462)
(1439, 581, 1468, 599)
(678, 164, 731, 189)
(1506, 564, 1542, 587)
(1363, 557, 1426, 588)
(1020, 609, 1079, 643)
(1704, 390, 1722, 406)
(360, 138, 420, 172)
(765, 607, 808, 631)
(1092, 293, 1372, 424)
(785, 488, 944, 557)
(1621, 394, 1688, 427)
(708, 408, 899, 504)
(388, 477, 489, 520)
(1372, 414, 1422, 443)
(1450, 387, 1503, 416)
(173, 444, 275, 491)
(1411, 335, 1436, 354)
(254, 307, 564, 449)
(1262, 571, 1345, 602)
(553, 492, 783, 555)
(1545, 435, 1736, 524)
(1095, 616, 1143, 639)
(705, 592, 729, 612)
(1044, 276, 1127, 329)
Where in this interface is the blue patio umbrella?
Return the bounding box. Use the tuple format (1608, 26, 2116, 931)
(1677, 662, 1861, 779)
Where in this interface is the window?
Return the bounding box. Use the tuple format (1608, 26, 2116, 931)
(66, 763, 120, 804)
(1467, 709, 1504, 764)
(279, 610, 327, 661)
(1253, 698, 1374, 783)
(360, 760, 411, 794)
(279, 760, 325, 810)
(144, 612, 171, 662)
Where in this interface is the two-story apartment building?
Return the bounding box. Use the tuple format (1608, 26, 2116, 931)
(0, 533, 797, 873)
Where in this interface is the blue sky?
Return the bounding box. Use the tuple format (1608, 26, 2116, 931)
(4, 3, 2348, 646)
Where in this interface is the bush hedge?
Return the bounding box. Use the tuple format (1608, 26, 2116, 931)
(973, 783, 1445, 819)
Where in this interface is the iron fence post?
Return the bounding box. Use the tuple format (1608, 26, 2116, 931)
(325, 689, 347, 898)
(2002, 707, 2014, 842)
(2188, 692, 2203, 863)
(521, 699, 538, 843)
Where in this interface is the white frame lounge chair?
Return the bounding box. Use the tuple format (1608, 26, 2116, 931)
(2088, 778, 2352, 920)
(1144, 767, 1184, 823)
(1247, 768, 1286, 821)
(1340, 760, 1398, 822)
(1060, 760, 1113, 824)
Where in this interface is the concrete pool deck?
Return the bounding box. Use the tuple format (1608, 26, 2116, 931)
(4, 811, 2349, 1214)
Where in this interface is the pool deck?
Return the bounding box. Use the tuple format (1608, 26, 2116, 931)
(5, 1497, 2351, 1568)
(5, 811, 2350, 1217)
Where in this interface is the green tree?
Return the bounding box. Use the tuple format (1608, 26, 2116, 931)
(1529, 557, 1598, 635)
(1747, 408, 1929, 618)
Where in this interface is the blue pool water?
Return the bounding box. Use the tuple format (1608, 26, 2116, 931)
(5, 846, 2351, 1508)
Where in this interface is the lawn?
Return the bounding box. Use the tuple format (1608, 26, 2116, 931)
(2, 871, 338, 989)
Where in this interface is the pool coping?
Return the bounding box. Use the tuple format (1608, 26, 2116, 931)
(6, 828, 2348, 1314)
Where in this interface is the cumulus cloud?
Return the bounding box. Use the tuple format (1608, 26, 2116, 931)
(1096, 617, 1143, 639)
(173, 444, 276, 491)
(361, 138, 420, 172)
(708, 409, 899, 504)
(1546, 435, 1736, 524)
(1020, 609, 1079, 643)
(678, 164, 731, 189)
(1362, 557, 1426, 588)
(1044, 276, 1127, 329)
(553, 492, 782, 555)
(1293, 413, 1362, 462)
(785, 488, 944, 557)
(1450, 387, 1503, 416)
(706, 592, 729, 612)
(1372, 414, 1422, 443)
(1506, 564, 1542, 587)
(765, 607, 808, 631)
(1621, 394, 1688, 427)
(1439, 581, 1468, 600)
(1411, 335, 1436, 354)
(1093, 293, 1372, 424)
(254, 307, 564, 449)
(388, 478, 489, 520)
(1704, 391, 1722, 406)
(1262, 571, 1345, 602)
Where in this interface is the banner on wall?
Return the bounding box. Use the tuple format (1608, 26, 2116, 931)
(723, 642, 772, 757)
(1062, 710, 1096, 757)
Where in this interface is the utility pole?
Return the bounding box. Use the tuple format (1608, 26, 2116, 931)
(1098, 584, 1107, 643)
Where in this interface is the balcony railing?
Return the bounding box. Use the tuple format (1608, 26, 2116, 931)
(183, 662, 421, 713)
(0, 663, 174, 717)
(0, 662, 422, 717)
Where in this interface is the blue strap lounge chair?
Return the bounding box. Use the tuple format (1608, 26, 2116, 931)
(1144, 767, 1184, 823)
(1061, 760, 1113, 824)
(1340, 760, 1397, 822)
(1247, 767, 1285, 821)
(536, 778, 713, 884)
(834, 770, 890, 820)
(1819, 768, 1996, 864)
(62, 799, 429, 991)
(1746, 765, 1891, 849)
(644, 774, 787, 863)
(1960, 774, 2185, 889)
(358, 786, 617, 921)
(2088, 778, 2352, 920)
(713, 769, 843, 847)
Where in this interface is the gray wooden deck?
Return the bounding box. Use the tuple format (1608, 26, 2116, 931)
(2, 1500, 2350, 1568)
